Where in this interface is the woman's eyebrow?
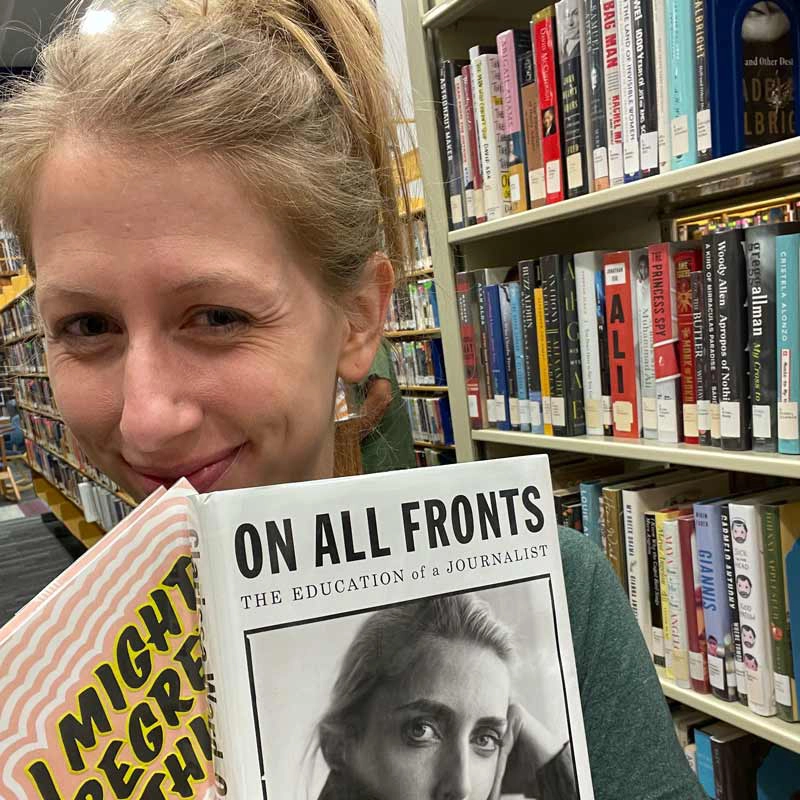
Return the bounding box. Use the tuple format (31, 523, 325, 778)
(394, 698, 452, 720)
(475, 715, 508, 733)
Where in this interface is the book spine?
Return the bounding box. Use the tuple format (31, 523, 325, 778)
(666, 0, 697, 169)
(616, 0, 640, 181)
(476, 275, 497, 426)
(520, 50, 547, 208)
(635, 249, 658, 438)
(623, 490, 653, 651)
(520, 261, 544, 433)
(583, 0, 609, 190)
(715, 230, 751, 451)
(664, 518, 691, 688)
(575, 252, 605, 435)
(456, 272, 484, 427)
(484, 284, 510, 430)
(462, 64, 487, 223)
(746, 227, 777, 451)
(600, 0, 624, 185)
(499, 283, 520, 430)
(498, 30, 531, 214)
(472, 55, 504, 222)
(649, 242, 682, 443)
(603, 488, 628, 589)
(694, 502, 738, 701)
(582, 481, 603, 549)
(693, 0, 712, 162)
(656, 511, 674, 677)
(534, 276, 554, 434)
(692, 270, 711, 445)
(509, 281, 531, 431)
(720, 503, 748, 706)
(604, 250, 641, 438)
(454, 75, 476, 226)
(563, 255, 586, 435)
(542, 255, 569, 435)
(763, 504, 798, 721)
(729, 501, 776, 716)
(439, 60, 466, 229)
(651, 0, 671, 173)
(777, 234, 800, 453)
(646, 511, 665, 667)
(533, 7, 566, 204)
(490, 54, 511, 217)
(556, 0, 590, 198)
(675, 249, 699, 443)
(632, 0, 658, 177)
(704, 237, 721, 445)
(680, 515, 711, 693)
(595, 268, 614, 434)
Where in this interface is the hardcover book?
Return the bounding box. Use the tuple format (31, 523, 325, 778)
(692, 269, 711, 446)
(439, 60, 469, 229)
(652, 0, 672, 173)
(777, 232, 800, 453)
(666, 0, 698, 168)
(616, 0, 641, 181)
(520, 50, 547, 208)
(634, 247, 658, 439)
(461, 63, 487, 223)
(520, 259, 545, 433)
(575, 251, 607, 435)
(582, 0, 610, 190)
(632, 0, 659, 177)
(509, 281, 532, 430)
(454, 74, 476, 226)
(600, 0, 625, 185)
(693, 0, 712, 161)
(456, 271, 487, 428)
(499, 282, 522, 429)
(535, 262, 555, 435)
(485, 283, 511, 430)
(0, 459, 596, 800)
(703, 236, 721, 446)
(675, 248, 700, 443)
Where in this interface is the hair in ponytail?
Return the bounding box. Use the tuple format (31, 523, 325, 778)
(0, 0, 409, 296)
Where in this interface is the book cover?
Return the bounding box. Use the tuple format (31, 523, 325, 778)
(556, 0, 591, 197)
(649, 242, 682, 444)
(645, 511, 665, 666)
(509, 281, 532, 431)
(595, 266, 614, 434)
(720, 502, 748, 706)
(456, 271, 486, 428)
(693, 0, 713, 161)
(694, 499, 739, 702)
(709, 724, 766, 800)
(600, 0, 625, 185)
(533, 6, 567, 203)
(575, 251, 607, 435)
(439, 60, 468, 229)
(704, 236, 722, 445)
(497, 29, 533, 214)
(484, 283, 511, 430)
(706, 0, 799, 157)
(632, 0, 659, 177)
(582, 0, 610, 190)
(634, 247, 658, 439)
(675, 248, 701, 443)
(519, 259, 545, 433)
(616, 0, 641, 181)
(777, 232, 800, 453)
(746, 222, 800, 451)
(562, 254, 587, 436)
(694, 727, 716, 797)
(604, 250, 641, 438)
(461, 63, 487, 223)
(189, 456, 594, 798)
(666, 0, 698, 169)
(500, 282, 522, 430)
(520, 49, 547, 208)
(603, 482, 628, 590)
(692, 269, 712, 445)
(454, 74, 476, 226)
(664, 517, 691, 687)
(652, 0, 672, 173)
(714, 229, 752, 451)
(534, 263, 554, 435)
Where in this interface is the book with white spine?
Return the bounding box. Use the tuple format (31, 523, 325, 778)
(600, 0, 624, 185)
(652, 0, 672, 173)
(454, 74, 476, 225)
(634, 247, 657, 439)
(575, 251, 607, 435)
(664, 517, 691, 688)
(615, 0, 640, 181)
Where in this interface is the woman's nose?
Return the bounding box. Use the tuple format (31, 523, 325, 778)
(435, 742, 472, 800)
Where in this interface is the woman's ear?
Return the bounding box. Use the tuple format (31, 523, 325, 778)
(337, 253, 395, 384)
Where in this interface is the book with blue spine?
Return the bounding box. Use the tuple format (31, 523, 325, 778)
(509, 281, 532, 431)
(499, 283, 521, 430)
(484, 283, 511, 430)
(666, 0, 697, 169)
(694, 727, 715, 798)
(777, 233, 800, 454)
(580, 479, 604, 550)
(694, 498, 738, 701)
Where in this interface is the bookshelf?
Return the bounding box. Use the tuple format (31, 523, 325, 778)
(402, 0, 800, 763)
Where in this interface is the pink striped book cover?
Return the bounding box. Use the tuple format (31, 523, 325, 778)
(0, 481, 216, 799)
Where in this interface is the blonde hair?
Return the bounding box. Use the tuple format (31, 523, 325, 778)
(0, 0, 408, 297)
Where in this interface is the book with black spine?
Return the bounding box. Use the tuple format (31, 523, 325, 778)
(499, 282, 522, 430)
(691, 269, 711, 446)
(632, 0, 659, 178)
(595, 265, 614, 434)
(693, 0, 712, 162)
(582, 0, 610, 190)
(439, 60, 469, 229)
(703, 236, 721, 446)
(616, 0, 640, 181)
(713, 229, 751, 451)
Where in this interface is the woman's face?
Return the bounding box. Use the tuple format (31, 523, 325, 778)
(350, 637, 510, 800)
(32, 141, 385, 500)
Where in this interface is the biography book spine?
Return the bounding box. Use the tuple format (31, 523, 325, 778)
(616, 0, 640, 181)
(484, 283, 510, 430)
(499, 283, 521, 429)
(575, 251, 606, 435)
(475, 271, 497, 426)
(542, 254, 569, 435)
(454, 75, 476, 226)
(693, 0, 712, 162)
(583, 0, 610, 190)
(704, 236, 721, 445)
(692, 270, 711, 445)
(456, 271, 484, 428)
(675, 248, 700, 443)
(596, 267, 614, 434)
(520, 260, 545, 433)
(720, 503, 748, 706)
(509, 281, 531, 431)
(535, 262, 554, 434)
(666, 0, 697, 169)
(563, 254, 587, 435)
(777, 234, 800, 453)
(632, 0, 659, 177)
(646, 510, 666, 667)
(471, 52, 505, 222)
(461, 64, 487, 223)
(439, 60, 467, 229)
(664, 518, 691, 688)
(651, 0, 671, 173)
(600, 0, 624, 185)
(679, 514, 711, 693)
(520, 50, 547, 208)
(634, 247, 658, 439)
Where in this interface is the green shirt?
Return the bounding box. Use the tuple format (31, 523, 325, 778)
(558, 526, 706, 799)
(358, 341, 415, 473)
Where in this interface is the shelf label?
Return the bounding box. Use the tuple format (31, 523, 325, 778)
(545, 159, 561, 195)
(530, 168, 546, 203)
(640, 131, 659, 171)
(752, 405, 771, 439)
(613, 400, 633, 433)
(707, 654, 725, 691)
(550, 397, 566, 427)
(775, 672, 792, 706)
(683, 403, 698, 439)
(778, 401, 799, 440)
(720, 401, 741, 439)
(467, 394, 479, 419)
(566, 152, 584, 192)
(697, 109, 712, 154)
(689, 651, 706, 683)
(697, 399, 711, 433)
(450, 194, 464, 226)
(593, 146, 609, 180)
(671, 115, 690, 158)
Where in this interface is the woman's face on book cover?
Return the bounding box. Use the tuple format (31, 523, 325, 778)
(349, 637, 510, 800)
(31, 141, 384, 501)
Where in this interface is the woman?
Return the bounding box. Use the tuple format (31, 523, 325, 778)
(316, 593, 574, 800)
(0, 1, 704, 797)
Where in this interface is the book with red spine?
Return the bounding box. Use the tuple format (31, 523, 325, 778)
(600, 0, 624, 186)
(461, 64, 487, 224)
(532, 6, 566, 204)
(604, 250, 641, 438)
(679, 513, 712, 694)
(675, 248, 701, 444)
(455, 271, 484, 428)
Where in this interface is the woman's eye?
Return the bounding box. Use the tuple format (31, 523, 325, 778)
(190, 308, 250, 332)
(471, 730, 502, 754)
(61, 314, 117, 337)
(403, 719, 440, 745)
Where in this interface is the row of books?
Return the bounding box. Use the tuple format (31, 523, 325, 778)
(670, 703, 800, 798)
(385, 277, 440, 332)
(403, 395, 454, 446)
(390, 338, 447, 388)
(457, 221, 800, 453)
(439, 0, 798, 229)
(677, 199, 800, 243)
(13, 376, 58, 415)
(401, 215, 433, 274)
(4, 338, 46, 375)
(414, 446, 457, 468)
(0, 297, 35, 343)
(0, 230, 23, 276)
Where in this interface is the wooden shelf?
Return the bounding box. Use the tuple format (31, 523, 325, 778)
(17, 401, 61, 421)
(660, 677, 800, 754)
(414, 440, 455, 449)
(1, 327, 42, 346)
(6, 370, 47, 379)
(449, 138, 800, 245)
(30, 472, 105, 547)
(472, 429, 800, 478)
(385, 327, 441, 338)
(402, 267, 434, 279)
(400, 384, 449, 392)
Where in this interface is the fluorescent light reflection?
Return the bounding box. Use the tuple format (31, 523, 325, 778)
(80, 9, 116, 35)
